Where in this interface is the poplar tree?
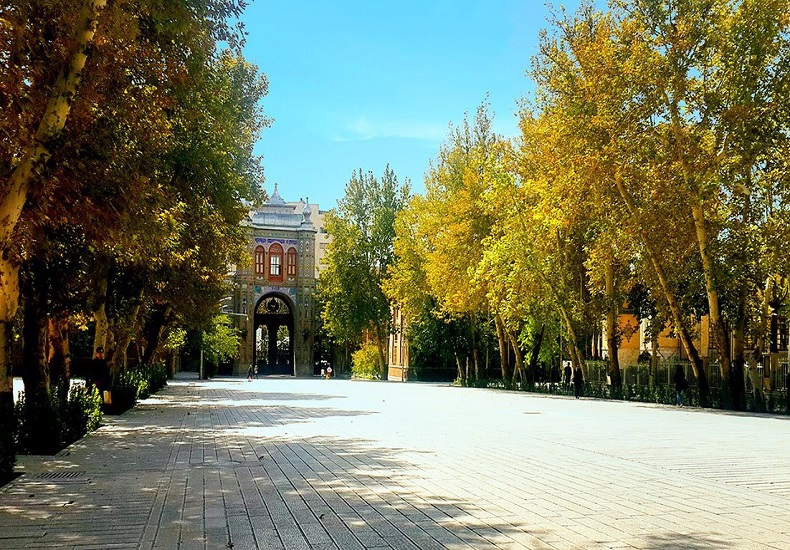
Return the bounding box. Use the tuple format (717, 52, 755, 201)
(319, 167, 409, 378)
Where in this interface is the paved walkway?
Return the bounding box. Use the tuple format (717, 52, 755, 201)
(1, 373, 789, 550)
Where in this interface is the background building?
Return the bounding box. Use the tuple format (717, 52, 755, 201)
(227, 185, 328, 376)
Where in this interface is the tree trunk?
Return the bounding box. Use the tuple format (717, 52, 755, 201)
(0, 319, 16, 483)
(691, 200, 743, 409)
(494, 314, 510, 381)
(605, 256, 622, 391)
(0, 0, 106, 478)
(455, 353, 465, 383)
(615, 174, 709, 406)
(0, 255, 22, 463)
(0, 253, 19, 483)
(470, 316, 480, 380)
(20, 256, 61, 454)
(376, 336, 387, 380)
(527, 324, 544, 384)
(166, 349, 177, 378)
(750, 277, 774, 412)
(48, 314, 71, 401)
(92, 275, 110, 357)
(558, 305, 587, 378)
(507, 329, 525, 385)
(21, 257, 51, 405)
(650, 333, 659, 388)
(142, 304, 173, 365)
(110, 293, 144, 372)
(0, 0, 108, 246)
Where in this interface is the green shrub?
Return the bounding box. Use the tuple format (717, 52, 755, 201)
(148, 362, 168, 393)
(14, 384, 103, 455)
(105, 363, 168, 414)
(107, 370, 142, 414)
(351, 344, 380, 379)
(15, 393, 63, 455)
(63, 385, 102, 443)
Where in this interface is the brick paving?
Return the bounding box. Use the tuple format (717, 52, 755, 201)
(1, 373, 789, 549)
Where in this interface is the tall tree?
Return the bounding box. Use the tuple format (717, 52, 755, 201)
(530, 2, 715, 402)
(1, 0, 257, 479)
(319, 166, 409, 378)
(415, 103, 508, 380)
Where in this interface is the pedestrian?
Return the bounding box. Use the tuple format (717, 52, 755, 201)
(673, 365, 688, 407)
(563, 362, 572, 393)
(247, 366, 254, 381)
(573, 366, 583, 399)
(325, 366, 332, 379)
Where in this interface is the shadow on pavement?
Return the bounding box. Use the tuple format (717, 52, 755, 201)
(0, 378, 745, 550)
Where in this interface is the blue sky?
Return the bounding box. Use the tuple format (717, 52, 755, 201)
(241, 1, 582, 209)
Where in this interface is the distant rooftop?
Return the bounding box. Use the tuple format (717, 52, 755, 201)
(247, 183, 315, 231)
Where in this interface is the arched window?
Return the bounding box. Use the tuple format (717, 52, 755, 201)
(254, 246, 265, 275)
(286, 247, 297, 277)
(269, 243, 283, 282)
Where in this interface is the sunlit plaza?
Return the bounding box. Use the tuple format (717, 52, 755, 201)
(1, 374, 788, 549)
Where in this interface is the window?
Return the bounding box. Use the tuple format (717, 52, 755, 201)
(269, 243, 283, 281)
(286, 247, 297, 276)
(254, 246, 265, 275)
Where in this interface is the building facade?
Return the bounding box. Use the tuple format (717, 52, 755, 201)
(387, 306, 408, 381)
(227, 186, 326, 376)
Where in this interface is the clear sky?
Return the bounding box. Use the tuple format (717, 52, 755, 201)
(241, 1, 582, 210)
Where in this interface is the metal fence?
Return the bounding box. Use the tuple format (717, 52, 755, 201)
(586, 359, 786, 390)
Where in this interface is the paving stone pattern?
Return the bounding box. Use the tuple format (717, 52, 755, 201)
(1, 374, 789, 549)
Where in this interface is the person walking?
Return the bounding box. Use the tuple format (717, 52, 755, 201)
(573, 366, 584, 399)
(673, 365, 688, 407)
(563, 362, 573, 394)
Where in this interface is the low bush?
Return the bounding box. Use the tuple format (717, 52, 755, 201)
(148, 362, 168, 393)
(15, 384, 102, 455)
(351, 344, 380, 379)
(63, 385, 103, 443)
(105, 362, 168, 414)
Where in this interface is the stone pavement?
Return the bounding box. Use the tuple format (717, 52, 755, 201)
(1, 373, 789, 550)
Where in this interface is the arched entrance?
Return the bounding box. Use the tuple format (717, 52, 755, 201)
(253, 294, 294, 375)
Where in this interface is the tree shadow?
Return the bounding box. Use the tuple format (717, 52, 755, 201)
(0, 381, 760, 549)
(641, 532, 736, 549)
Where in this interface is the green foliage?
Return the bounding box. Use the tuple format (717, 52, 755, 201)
(62, 385, 103, 444)
(146, 362, 169, 394)
(15, 393, 64, 455)
(108, 370, 145, 414)
(106, 362, 168, 414)
(406, 305, 461, 382)
(163, 327, 187, 352)
(202, 315, 240, 374)
(351, 344, 380, 380)
(320, 166, 410, 356)
(14, 385, 102, 455)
